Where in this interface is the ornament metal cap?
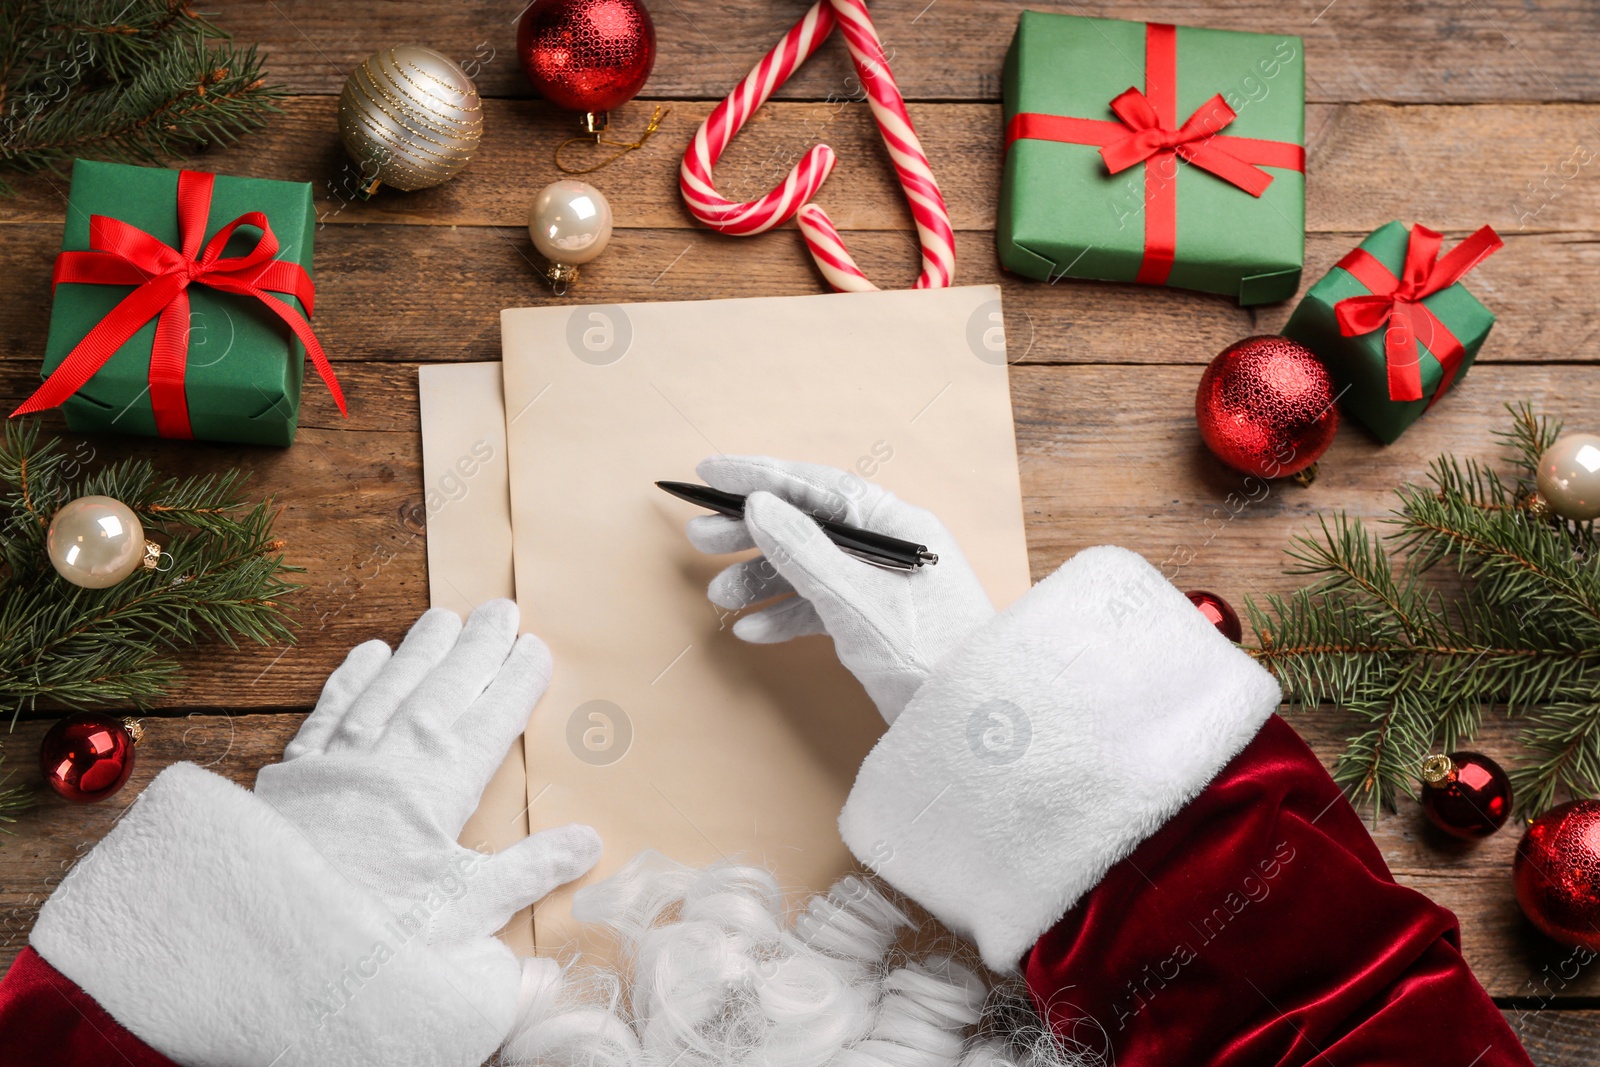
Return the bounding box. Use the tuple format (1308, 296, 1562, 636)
(547, 262, 580, 293)
(1420, 753, 1456, 785)
(1290, 462, 1321, 487)
(1519, 488, 1554, 520)
(556, 105, 670, 175)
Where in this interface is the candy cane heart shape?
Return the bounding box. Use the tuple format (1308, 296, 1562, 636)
(679, 0, 955, 293)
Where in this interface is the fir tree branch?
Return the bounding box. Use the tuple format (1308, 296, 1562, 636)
(0, 420, 301, 746)
(0, 0, 282, 194)
(0, 740, 29, 833)
(1247, 404, 1600, 815)
(1513, 699, 1600, 816)
(1498, 401, 1563, 478)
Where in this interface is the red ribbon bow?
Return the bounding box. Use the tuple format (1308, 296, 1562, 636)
(13, 169, 344, 438)
(1003, 23, 1305, 285)
(1332, 224, 1502, 405)
(1099, 88, 1275, 198)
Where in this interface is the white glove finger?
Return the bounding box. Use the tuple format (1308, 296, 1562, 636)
(435, 824, 602, 943)
(686, 513, 755, 555)
(283, 639, 390, 760)
(392, 599, 521, 737)
(743, 491, 869, 610)
(708, 556, 795, 610)
(698, 455, 941, 543)
(697, 455, 878, 525)
(731, 596, 826, 643)
(447, 633, 556, 791)
(328, 608, 462, 751)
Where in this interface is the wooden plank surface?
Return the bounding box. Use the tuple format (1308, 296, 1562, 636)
(200, 0, 1600, 103)
(6, 99, 1600, 236)
(0, 360, 1590, 703)
(3, 0, 1599, 1060)
(1, 223, 1596, 370)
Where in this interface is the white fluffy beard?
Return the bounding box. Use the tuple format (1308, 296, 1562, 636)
(499, 852, 1099, 1067)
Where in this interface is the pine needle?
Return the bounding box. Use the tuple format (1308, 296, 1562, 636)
(0, 0, 282, 195)
(0, 742, 27, 833)
(0, 419, 302, 833)
(1247, 404, 1600, 816)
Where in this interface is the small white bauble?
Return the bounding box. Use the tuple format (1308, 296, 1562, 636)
(339, 45, 483, 193)
(528, 180, 613, 288)
(47, 496, 156, 589)
(1536, 432, 1600, 521)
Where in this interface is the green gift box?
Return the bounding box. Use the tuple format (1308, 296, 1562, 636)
(999, 12, 1306, 306)
(31, 159, 329, 447)
(1283, 221, 1500, 444)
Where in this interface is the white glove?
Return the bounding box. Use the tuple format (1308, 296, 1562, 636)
(686, 456, 995, 722)
(258, 599, 601, 945)
(28, 600, 600, 1067)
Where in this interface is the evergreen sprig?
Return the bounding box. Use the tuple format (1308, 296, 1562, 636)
(0, 419, 301, 831)
(0, 0, 282, 195)
(0, 743, 24, 829)
(1247, 404, 1600, 819)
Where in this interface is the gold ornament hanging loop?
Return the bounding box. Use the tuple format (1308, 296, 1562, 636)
(555, 105, 670, 175)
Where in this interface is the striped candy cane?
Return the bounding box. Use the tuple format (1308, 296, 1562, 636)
(679, 0, 955, 292)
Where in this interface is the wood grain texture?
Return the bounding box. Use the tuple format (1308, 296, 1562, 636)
(1512, 1012, 1600, 1067)
(0, 360, 1591, 710)
(199, 0, 1600, 104)
(2, 99, 1595, 237)
(1, 222, 1594, 369)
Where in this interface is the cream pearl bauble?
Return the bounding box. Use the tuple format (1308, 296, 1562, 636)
(47, 496, 158, 589)
(1536, 432, 1600, 521)
(528, 180, 613, 290)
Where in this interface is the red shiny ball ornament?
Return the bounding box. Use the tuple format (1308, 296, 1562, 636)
(1515, 800, 1600, 950)
(39, 712, 137, 803)
(1195, 336, 1339, 479)
(1419, 751, 1512, 839)
(1185, 590, 1242, 643)
(517, 0, 656, 115)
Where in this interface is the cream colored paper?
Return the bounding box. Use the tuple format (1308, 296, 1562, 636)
(499, 285, 1031, 957)
(420, 362, 515, 616)
(418, 361, 533, 955)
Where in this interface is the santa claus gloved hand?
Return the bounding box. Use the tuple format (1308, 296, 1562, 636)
(257, 602, 600, 950)
(691, 457, 1535, 1067)
(5, 601, 600, 1067)
(687, 455, 994, 722)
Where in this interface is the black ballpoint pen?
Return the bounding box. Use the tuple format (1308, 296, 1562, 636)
(656, 480, 939, 571)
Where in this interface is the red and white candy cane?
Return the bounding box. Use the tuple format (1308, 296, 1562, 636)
(679, 0, 954, 292)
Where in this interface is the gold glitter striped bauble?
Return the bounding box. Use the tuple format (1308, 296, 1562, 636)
(339, 46, 483, 193)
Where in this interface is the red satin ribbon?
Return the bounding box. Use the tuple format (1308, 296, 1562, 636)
(13, 169, 344, 438)
(1332, 224, 1501, 405)
(1003, 22, 1306, 285)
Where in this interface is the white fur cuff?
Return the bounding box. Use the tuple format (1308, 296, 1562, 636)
(839, 546, 1282, 973)
(29, 763, 518, 1067)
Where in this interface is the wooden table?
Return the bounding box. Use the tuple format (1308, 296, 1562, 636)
(3, 1, 1599, 1060)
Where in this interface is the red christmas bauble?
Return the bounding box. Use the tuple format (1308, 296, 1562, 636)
(517, 0, 656, 115)
(1515, 800, 1600, 950)
(39, 712, 138, 803)
(1195, 336, 1339, 479)
(1185, 590, 1242, 643)
(1419, 751, 1511, 838)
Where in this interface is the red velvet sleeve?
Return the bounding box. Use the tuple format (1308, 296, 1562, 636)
(1022, 714, 1532, 1067)
(0, 946, 178, 1067)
